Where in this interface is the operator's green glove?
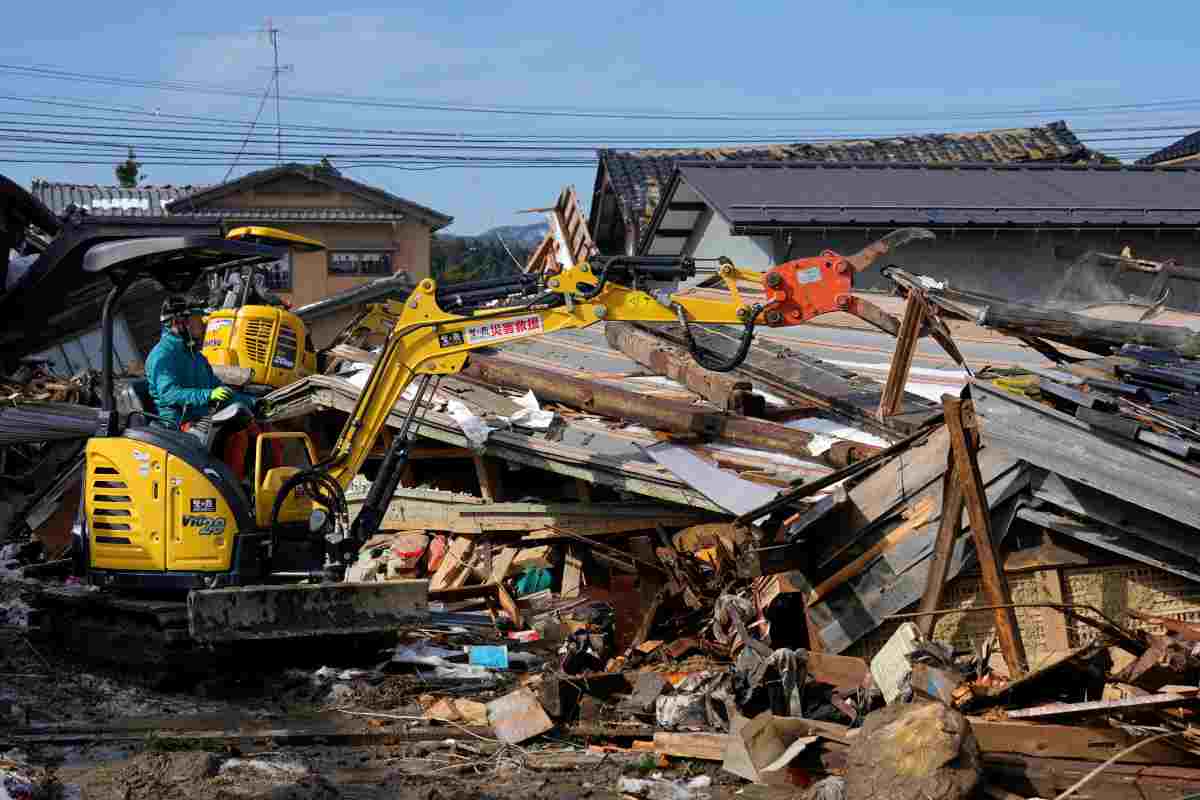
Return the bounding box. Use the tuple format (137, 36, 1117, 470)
(210, 386, 234, 404)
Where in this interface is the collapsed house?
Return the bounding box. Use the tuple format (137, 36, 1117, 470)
(6, 154, 1200, 799)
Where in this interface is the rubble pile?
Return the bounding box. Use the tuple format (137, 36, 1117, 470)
(6, 219, 1200, 799)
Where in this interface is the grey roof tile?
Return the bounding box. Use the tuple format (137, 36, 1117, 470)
(598, 121, 1096, 249)
(663, 161, 1200, 231)
(1137, 130, 1200, 166)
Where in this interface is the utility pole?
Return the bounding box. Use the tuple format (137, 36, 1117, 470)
(261, 18, 293, 165)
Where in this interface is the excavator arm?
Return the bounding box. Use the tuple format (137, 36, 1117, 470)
(303, 229, 935, 555)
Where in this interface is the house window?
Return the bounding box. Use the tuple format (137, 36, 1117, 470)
(329, 250, 392, 276)
(260, 250, 293, 291)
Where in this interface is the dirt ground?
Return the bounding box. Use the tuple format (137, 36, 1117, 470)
(1, 574, 804, 800)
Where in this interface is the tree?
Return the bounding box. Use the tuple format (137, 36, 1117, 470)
(114, 148, 143, 188)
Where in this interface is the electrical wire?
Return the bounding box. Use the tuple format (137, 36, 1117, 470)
(223, 76, 276, 182)
(6, 61, 1200, 122)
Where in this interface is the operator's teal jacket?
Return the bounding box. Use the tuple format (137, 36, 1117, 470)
(145, 329, 254, 428)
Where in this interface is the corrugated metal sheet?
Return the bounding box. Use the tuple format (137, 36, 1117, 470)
(596, 121, 1095, 250)
(669, 161, 1200, 229)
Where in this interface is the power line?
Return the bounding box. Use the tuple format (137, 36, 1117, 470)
(1, 92, 1196, 148)
(224, 76, 275, 182)
(5, 61, 1200, 122)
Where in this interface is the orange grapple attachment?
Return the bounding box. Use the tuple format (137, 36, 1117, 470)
(760, 250, 853, 327)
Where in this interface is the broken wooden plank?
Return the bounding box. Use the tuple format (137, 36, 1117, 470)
(878, 290, 927, 420)
(1007, 690, 1200, 720)
(916, 457, 965, 638)
(945, 395, 1027, 678)
(970, 719, 1197, 765)
(653, 731, 728, 761)
(982, 753, 1200, 800)
(472, 454, 505, 502)
(806, 444, 1027, 654)
(807, 494, 936, 607)
(429, 536, 474, 591)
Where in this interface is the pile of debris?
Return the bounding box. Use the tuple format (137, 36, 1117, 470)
(8, 218, 1200, 798)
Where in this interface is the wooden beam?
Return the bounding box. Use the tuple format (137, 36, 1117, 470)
(462, 352, 817, 457)
(472, 454, 505, 502)
(1038, 560, 1071, 655)
(604, 322, 756, 412)
(878, 291, 927, 420)
(653, 732, 727, 761)
(945, 395, 1028, 677)
(916, 447, 965, 638)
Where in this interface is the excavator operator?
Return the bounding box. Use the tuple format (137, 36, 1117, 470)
(146, 296, 263, 480)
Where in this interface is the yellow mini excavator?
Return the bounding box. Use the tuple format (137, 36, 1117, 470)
(69, 227, 934, 645)
(200, 226, 326, 393)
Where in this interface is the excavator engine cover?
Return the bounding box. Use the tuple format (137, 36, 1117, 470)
(203, 305, 315, 392)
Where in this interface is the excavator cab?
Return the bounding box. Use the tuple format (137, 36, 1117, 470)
(78, 235, 324, 591)
(201, 227, 326, 394)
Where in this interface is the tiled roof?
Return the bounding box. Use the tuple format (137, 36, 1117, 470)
(652, 161, 1200, 238)
(1137, 130, 1200, 166)
(595, 121, 1095, 249)
(165, 163, 453, 230)
(31, 163, 454, 230)
(170, 208, 410, 222)
(30, 181, 205, 217)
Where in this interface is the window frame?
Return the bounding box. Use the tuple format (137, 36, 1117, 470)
(259, 249, 294, 292)
(327, 249, 394, 277)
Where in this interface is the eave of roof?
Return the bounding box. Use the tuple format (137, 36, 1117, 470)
(164, 163, 454, 230)
(641, 161, 1200, 253)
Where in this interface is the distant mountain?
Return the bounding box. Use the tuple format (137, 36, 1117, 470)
(431, 221, 548, 284)
(475, 221, 550, 248)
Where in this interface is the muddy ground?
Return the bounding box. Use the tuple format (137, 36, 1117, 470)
(1, 576, 794, 800)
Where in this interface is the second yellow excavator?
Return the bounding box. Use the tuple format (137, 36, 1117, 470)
(200, 226, 326, 393)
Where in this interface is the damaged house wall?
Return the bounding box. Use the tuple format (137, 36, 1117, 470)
(642, 161, 1200, 310)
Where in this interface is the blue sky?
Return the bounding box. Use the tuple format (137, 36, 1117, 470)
(2, 1, 1199, 233)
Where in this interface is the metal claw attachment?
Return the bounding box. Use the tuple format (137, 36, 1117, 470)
(843, 228, 935, 273)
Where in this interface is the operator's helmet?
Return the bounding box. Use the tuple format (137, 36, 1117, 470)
(160, 295, 204, 324)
